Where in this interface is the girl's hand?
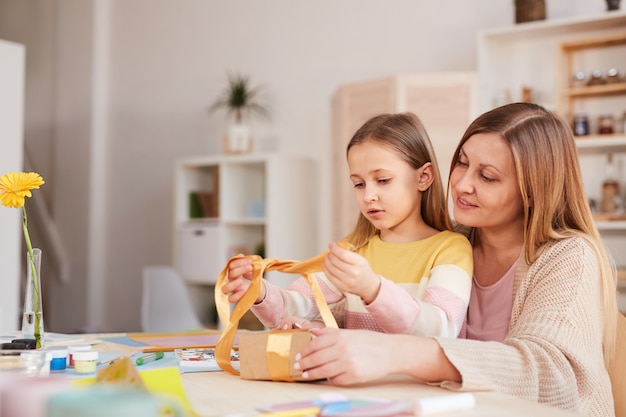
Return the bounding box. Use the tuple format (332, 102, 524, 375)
(323, 242, 381, 303)
(221, 255, 265, 303)
(275, 316, 326, 330)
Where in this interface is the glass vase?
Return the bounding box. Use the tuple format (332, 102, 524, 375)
(21, 247, 44, 348)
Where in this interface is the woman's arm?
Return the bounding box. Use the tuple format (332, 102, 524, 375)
(295, 328, 461, 385)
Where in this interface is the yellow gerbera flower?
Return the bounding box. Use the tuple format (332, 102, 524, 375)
(0, 171, 45, 348)
(0, 172, 45, 209)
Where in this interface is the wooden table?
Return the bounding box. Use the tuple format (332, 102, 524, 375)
(90, 334, 584, 417)
(180, 371, 583, 417)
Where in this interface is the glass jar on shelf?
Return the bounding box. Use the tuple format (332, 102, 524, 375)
(573, 113, 590, 136)
(617, 111, 626, 134)
(588, 70, 605, 86)
(601, 153, 621, 214)
(606, 68, 621, 84)
(598, 114, 615, 135)
(571, 71, 587, 88)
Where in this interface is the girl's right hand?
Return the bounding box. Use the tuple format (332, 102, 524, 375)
(276, 316, 326, 330)
(220, 254, 255, 303)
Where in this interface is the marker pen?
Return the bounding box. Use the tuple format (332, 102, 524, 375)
(135, 351, 164, 366)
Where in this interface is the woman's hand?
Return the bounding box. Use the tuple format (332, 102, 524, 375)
(324, 242, 381, 303)
(295, 328, 461, 386)
(294, 328, 398, 385)
(220, 254, 266, 303)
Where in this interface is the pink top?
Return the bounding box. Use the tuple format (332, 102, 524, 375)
(463, 259, 517, 342)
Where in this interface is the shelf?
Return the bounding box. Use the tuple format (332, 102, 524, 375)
(222, 218, 266, 226)
(562, 83, 626, 98)
(185, 218, 219, 224)
(557, 29, 626, 118)
(478, 11, 626, 42)
(575, 134, 626, 152)
(560, 31, 626, 51)
(595, 220, 626, 231)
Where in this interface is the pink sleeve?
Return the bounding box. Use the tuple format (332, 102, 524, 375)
(365, 277, 420, 333)
(366, 264, 471, 337)
(249, 281, 286, 328)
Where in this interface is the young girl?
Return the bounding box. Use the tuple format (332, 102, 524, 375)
(222, 112, 473, 338)
(294, 103, 618, 417)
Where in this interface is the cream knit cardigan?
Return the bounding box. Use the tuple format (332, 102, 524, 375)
(436, 237, 614, 417)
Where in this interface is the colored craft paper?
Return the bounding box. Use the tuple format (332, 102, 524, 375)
(140, 367, 199, 417)
(72, 366, 198, 417)
(127, 331, 235, 352)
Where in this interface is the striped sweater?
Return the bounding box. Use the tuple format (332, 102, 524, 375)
(251, 230, 473, 337)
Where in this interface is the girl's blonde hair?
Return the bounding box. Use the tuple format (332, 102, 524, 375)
(449, 102, 617, 363)
(344, 112, 449, 249)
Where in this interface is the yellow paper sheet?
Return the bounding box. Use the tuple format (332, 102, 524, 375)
(72, 367, 198, 417)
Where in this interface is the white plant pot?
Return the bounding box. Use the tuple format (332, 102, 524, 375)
(225, 124, 252, 153)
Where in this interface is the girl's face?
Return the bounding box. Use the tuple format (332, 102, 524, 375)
(450, 133, 524, 233)
(347, 140, 428, 242)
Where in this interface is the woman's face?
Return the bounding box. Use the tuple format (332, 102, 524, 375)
(450, 133, 524, 232)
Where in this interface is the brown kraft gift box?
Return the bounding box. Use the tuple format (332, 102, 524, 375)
(238, 329, 313, 381)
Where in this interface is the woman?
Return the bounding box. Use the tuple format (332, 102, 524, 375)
(294, 103, 618, 417)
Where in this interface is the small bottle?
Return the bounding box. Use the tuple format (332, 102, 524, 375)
(606, 68, 620, 84)
(573, 113, 590, 136)
(601, 153, 620, 213)
(598, 115, 615, 134)
(572, 71, 587, 88)
(588, 69, 605, 86)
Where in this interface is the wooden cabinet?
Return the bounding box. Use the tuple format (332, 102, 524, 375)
(477, 11, 626, 311)
(173, 153, 317, 324)
(557, 32, 626, 124)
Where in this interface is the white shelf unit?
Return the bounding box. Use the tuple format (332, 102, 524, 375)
(173, 153, 317, 324)
(477, 12, 626, 311)
(477, 11, 626, 112)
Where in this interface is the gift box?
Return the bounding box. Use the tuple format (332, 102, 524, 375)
(214, 253, 338, 381)
(238, 329, 312, 381)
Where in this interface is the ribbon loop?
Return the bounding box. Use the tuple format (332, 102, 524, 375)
(215, 252, 338, 375)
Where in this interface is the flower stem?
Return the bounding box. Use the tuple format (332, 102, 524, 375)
(22, 207, 42, 349)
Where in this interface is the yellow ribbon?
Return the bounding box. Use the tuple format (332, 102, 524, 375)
(214, 251, 339, 375)
(267, 331, 293, 381)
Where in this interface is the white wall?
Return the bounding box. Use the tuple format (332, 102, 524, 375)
(0, 0, 613, 332)
(0, 39, 24, 332)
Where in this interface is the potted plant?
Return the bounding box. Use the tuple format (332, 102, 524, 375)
(210, 73, 270, 153)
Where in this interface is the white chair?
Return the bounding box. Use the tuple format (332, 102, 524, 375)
(141, 265, 204, 333)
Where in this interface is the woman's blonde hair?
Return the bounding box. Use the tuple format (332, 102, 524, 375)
(344, 112, 449, 249)
(449, 102, 617, 363)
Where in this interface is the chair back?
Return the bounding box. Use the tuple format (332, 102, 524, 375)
(141, 265, 204, 333)
(609, 312, 626, 417)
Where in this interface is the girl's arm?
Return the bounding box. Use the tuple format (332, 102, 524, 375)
(366, 235, 472, 337)
(251, 273, 345, 329)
